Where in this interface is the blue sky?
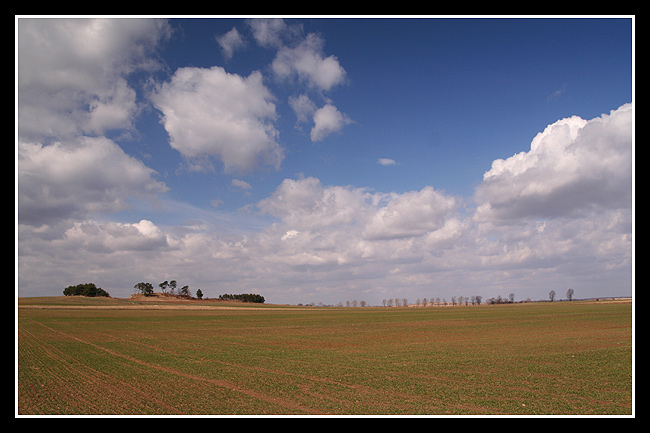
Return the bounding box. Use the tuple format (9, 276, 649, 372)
(17, 17, 633, 305)
(142, 17, 631, 213)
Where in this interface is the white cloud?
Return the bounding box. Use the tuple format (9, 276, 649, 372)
(152, 66, 284, 173)
(362, 187, 459, 241)
(288, 93, 317, 126)
(17, 17, 172, 229)
(257, 177, 462, 248)
(257, 176, 373, 231)
(245, 21, 351, 142)
(18, 167, 631, 303)
(271, 33, 346, 92)
(62, 219, 169, 253)
(17, 18, 171, 142)
(547, 84, 566, 102)
(246, 18, 300, 48)
(18, 137, 168, 226)
(310, 104, 353, 142)
(378, 158, 396, 166)
(231, 179, 253, 190)
(474, 103, 632, 221)
(289, 95, 351, 142)
(216, 27, 246, 60)
(281, 230, 300, 241)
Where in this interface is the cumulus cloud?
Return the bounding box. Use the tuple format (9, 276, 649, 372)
(310, 104, 353, 142)
(18, 137, 168, 226)
(216, 27, 246, 60)
(271, 32, 346, 92)
(17, 18, 172, 231)
(246, 18, 301, 48)
(289, 94, 351, 142)
(152, 66, 284, 173)
(257, 176, 373, 231)
(243, 19, 351, 142)
(257, 176, 461, 244)
(362, 187, 459, 241)
(474, 103, 632, 221)
(62, 219, 169, 253)
(288, 93, 317, 126)
(378, 158, 396, 166)
(18, 168, 631, 303)
(18, 18, 171, 142)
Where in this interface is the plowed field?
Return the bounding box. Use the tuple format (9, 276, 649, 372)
(17, 297, 633, 415)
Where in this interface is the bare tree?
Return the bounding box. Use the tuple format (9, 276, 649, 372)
(549, 290, 556, 302)
(566, 288, 574, 301)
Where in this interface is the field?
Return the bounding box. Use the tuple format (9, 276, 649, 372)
(17, 296, 633, 416)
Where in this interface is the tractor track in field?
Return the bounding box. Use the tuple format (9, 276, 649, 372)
(50, 324, 426, 415)
(18, 321, 184, 414)
(22, 319, 442, 415)
(28, 320, 326, 415)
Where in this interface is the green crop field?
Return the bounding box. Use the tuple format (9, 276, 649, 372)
(17, 297, 633, 415)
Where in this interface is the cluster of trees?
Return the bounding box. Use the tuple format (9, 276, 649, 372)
(158, 280, 192, 297)
(133, 282, 154, 296)
(218, 293, 265, 303)
(158, 280, 190, 296)
(486, 293, 516, 305)
(134, 280, 201, 299)
(63, 283, 110, 297)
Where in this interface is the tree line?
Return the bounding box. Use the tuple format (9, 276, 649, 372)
(218, 293, 265, 303)
(382, 296, 484, 307)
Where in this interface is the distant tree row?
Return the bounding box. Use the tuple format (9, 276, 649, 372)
(381, 296, 484, 307)
(218, 293, 265, 303)
(382, 298, 409, 307)
(63, 283, 110, 297)
(301, 300, 368, 307)
(484, 293, 516, 305)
